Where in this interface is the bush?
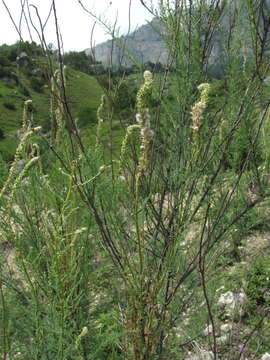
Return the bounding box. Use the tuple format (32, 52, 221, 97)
(114, 80, 138, 111)
(77, 105, 97, 127)
(63, 50, 97, 75)
(246, 257, 270, 310)
(0, 65, 10, 78)
(3, 101, 16, 110)
(0, 153, 8, 188)
(0, 129, 5, 140)
(2, 2, 270, 359)
(30, 77, 44, 92)
(0, 137, 18, 162)
(0, 56, 11, 67)
(19, 85, 30, 97)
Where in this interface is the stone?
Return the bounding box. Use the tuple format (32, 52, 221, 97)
(217, 291, 246, 318)
(186, 350, 214, 360)
(16, 52, 30, 68)
(216, 334, 229, 345)
(220, 323, 233, 334)
(261, 354, 270, 360)
(203, 324, 213, 336)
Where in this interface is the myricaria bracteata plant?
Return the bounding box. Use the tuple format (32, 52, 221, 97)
(1, 0, 270, 359)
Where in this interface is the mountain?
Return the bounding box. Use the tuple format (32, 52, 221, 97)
(87, 1, 270, 70)
(87, 18, 169, 67)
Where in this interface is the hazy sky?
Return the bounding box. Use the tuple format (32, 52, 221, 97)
(0, 0, 155, 51)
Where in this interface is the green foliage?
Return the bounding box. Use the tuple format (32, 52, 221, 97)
(91, 310, 124, 360)
(246, 257, 270, 310)
(77, 105, 97, 127)
(0, 137, 18, 162)
(114, 78, 138, 112)
(0, 41, 43, 63)
(19, 85, 30, 97)
(2, 2, 270, 360)
(63, 50, 100, 75)
(0, 153, 8, 187)
(29, 77, 44, 92)
(0, 65, 13, 79)
(64, 67, 103, 124)
(0, 56, 103, 156)
(0, 56, 11, 67)
(0, 43, 18, 61)
(3, 102, 16, 110)
(144, 61, 165, 73)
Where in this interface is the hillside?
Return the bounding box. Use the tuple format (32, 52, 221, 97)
(0, 45, 103, 161)
(88, 17, 168, 67)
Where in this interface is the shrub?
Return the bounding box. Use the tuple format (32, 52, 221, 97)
(0, 129, 5, 140)
(3, 101, 16, 110)
(30, 77, 44, 92)
(114, 80, 138, 111)
(19, 85, 30, 97)
(0, 137, 18, 162)
(2, 1, 270, 359)
(0, 65, 10, 78)
(77, 105, 97, 127)
(0, 56, 11, 67)
(246, 257, 270, 310)
(0, 153, 8, 187)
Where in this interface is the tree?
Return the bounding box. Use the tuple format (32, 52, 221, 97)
(63, 50, 97, 74)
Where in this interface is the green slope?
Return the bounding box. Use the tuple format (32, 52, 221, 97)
(0, 65, 103, 161)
